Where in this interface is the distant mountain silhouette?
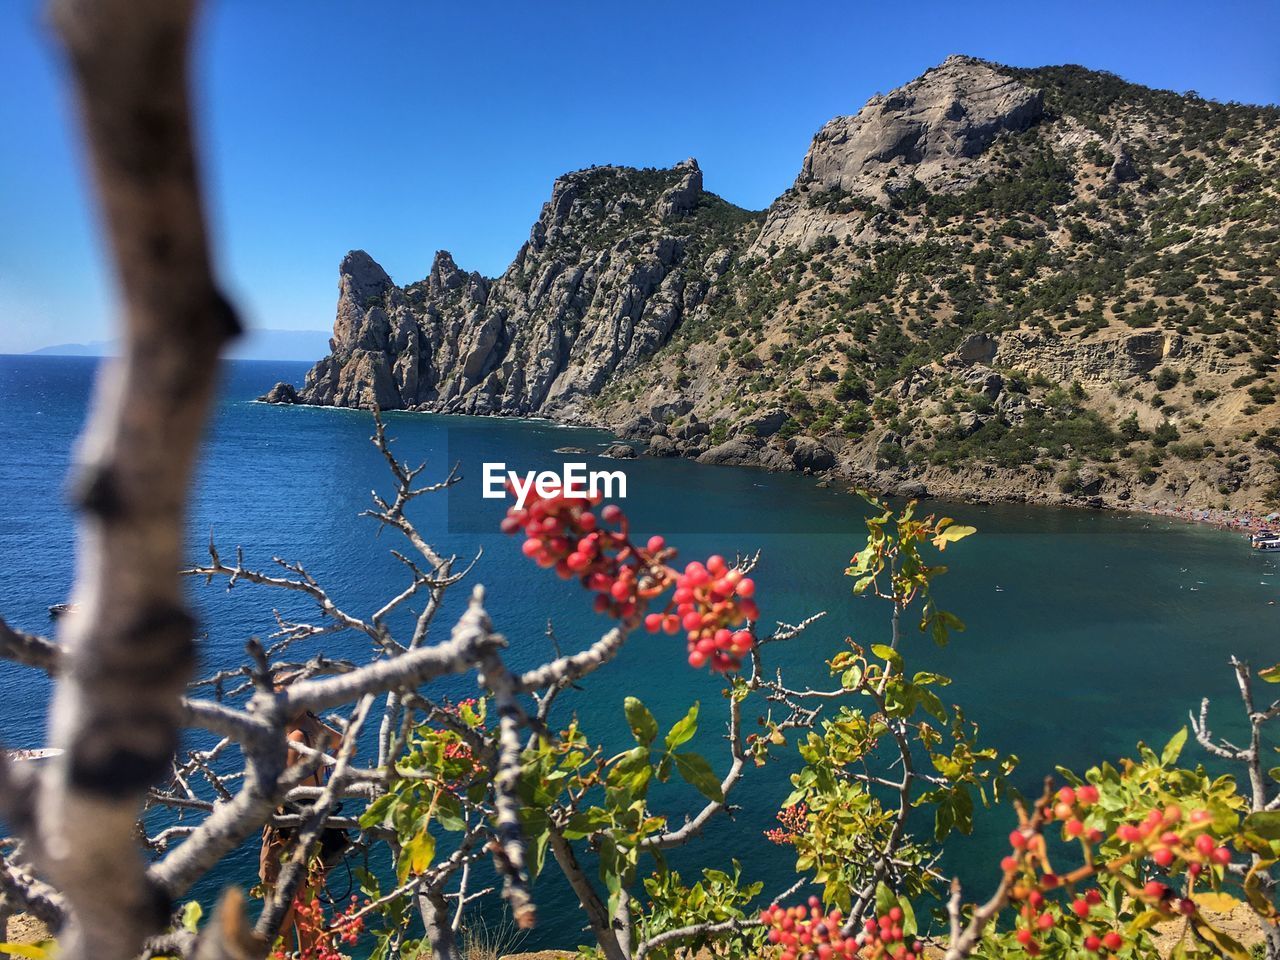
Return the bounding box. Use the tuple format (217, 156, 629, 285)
(29, 329, 331, 362)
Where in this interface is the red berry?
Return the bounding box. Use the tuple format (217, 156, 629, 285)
(647, 535, 665, 552)
(1195, 833, 1215, 856)
(1103, 932, 1123, 951)
(1118, 824, 1142, 843)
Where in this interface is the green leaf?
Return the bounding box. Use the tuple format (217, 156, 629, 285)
(1243, 810, 1280, 840)
(0, 945, 53, 959)
(519, 807, 550, 879)
(624, 697, 658, 746)
(1125, 909, 1165, 935)
(871, 644, 903, 670)
(673, 752, 723, 802)
(874, 881, 895, 915)
(435, 790, 466, 831)
(917, 689, 948, 724)
(1258, 664, 1280, 683)
(664, 702, 699, 751)
(563, 807, 612, 840)
(607, 746, 653, 800)
(181, 900, 203, 934)
(923, 608, 965, 646)
(1161, 726, 1188, 765)
(359, 793, 396, 829)
(1190, 916, 1252, 960)
(933, 524, 976, 547)
(400, 831, 436, 883)
(899, 897, 917, 938)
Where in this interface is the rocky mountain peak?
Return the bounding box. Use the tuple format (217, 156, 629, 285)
(658, 158, 702, 218)
(339, 249, 392, 289)
(799, 54, 1044, 196)
(428, 249, 466, 294)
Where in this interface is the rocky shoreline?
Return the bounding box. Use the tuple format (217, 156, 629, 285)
(257, 388, 1275, 541)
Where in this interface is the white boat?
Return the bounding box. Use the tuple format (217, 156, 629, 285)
(4, 748, 63, 763)
(1252, 532, 1280, 551)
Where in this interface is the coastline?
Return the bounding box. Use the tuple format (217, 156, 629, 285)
(258, 395, 1278, 540)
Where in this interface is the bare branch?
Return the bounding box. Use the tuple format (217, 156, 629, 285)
(29, 0, 240, 956)
(0, 619, 61, 673)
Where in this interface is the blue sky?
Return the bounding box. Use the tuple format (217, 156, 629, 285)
(2, 1, 1278, 354)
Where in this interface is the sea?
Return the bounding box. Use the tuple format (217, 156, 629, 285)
(1, 354, 1277, 951)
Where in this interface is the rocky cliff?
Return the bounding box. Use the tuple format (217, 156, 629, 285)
(268, 56, 1280, 514)
(289, 159, 756, 418)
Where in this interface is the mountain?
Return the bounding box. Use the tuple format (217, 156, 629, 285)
(266, 56, 1280, 514)
(28, 340, 115, 357)
(29, 329, 333, 362)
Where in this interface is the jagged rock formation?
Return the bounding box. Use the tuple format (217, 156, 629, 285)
(270, 56, 1280, 513)
(285, 159, 755, 418)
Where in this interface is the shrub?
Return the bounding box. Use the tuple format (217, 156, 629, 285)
(1152, 420, 1181, 447)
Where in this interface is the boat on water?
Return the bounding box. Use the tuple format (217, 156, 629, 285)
(4, 748, 63, 763)
(1251, 531, 1280, 551)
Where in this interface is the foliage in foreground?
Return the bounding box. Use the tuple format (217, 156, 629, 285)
(5, 424, 1279, 960)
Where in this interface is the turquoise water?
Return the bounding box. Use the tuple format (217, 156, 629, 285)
(1, 354, 1277, 948)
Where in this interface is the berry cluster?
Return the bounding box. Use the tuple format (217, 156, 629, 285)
(273, 894, 366, 960)
(1001, 786, 1118, 955)
(654, 554, 758, 671)
(330, 896, 366, 946)
(503, 488, 759, 672)
(1000, 783, 1237, 956)
(502, 490, 643, 617)
(764, 802, 809, 845)
(761, 899, 923, 960)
